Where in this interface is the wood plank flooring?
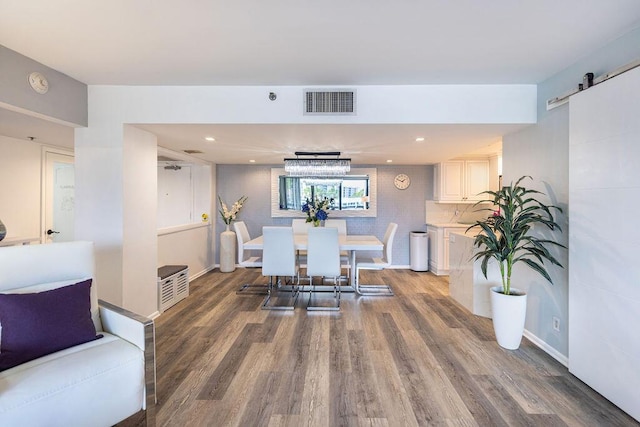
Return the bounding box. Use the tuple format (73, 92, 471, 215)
(119, 268, 638, 426)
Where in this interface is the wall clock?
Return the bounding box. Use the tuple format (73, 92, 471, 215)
(28, 72, 49, 94)
(394, 173, 410, 190)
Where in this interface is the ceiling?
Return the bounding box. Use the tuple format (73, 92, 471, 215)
(138, 123, 513, 165)
(2, 0, 640, 164)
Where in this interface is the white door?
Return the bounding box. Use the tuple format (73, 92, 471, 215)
(44, 151, 75, 243)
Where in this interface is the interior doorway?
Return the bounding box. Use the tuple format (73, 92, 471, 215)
(43, 149, 74, 243)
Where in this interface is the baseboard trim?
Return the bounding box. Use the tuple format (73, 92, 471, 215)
(523, 329, 568, 367)
(190, 265, 215, 281)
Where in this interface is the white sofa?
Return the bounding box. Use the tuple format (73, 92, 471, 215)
(0, 241, 156, 426)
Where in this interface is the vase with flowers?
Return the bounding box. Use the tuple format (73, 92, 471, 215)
(302, 197, 333, 226)
(218, 195, 247, 272)
(218, 195, 248, 231)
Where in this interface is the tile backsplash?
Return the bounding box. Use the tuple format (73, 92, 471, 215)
(425, 201, 493, 224)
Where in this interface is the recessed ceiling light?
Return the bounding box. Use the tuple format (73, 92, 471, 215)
(249, 159, 256, 163)
(415, 137, 425, 142)
(205, 136, 215, 141)
(386, 159, 393, 163)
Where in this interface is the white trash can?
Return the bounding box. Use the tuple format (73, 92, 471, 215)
(410, 231, 429, 271)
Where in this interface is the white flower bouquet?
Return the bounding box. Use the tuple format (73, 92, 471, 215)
(302, 197, 333, 226)
(218, 195, 248, 225)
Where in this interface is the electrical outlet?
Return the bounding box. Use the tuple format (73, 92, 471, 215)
(552, 316, 560, 332)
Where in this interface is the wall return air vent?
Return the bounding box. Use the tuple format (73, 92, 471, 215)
(304, 89, 356, 115)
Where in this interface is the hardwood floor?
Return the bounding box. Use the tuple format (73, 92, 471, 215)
(120, 268, 637, 426)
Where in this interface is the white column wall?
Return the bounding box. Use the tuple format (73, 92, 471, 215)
(568, 66, 640, 421)
(75, 122, 125, 305)
(122, 125, 158, 316)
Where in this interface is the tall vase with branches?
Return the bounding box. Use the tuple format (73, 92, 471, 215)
(218, 195, 247, 273)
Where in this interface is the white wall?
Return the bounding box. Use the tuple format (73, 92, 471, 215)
(0, 45, 87, 127)
(86, 84, 536, 125)
(569, 65, 640, 421)
(0, 135, 42, 240)
(157, 166, 193, 228)
(158, 224, 213, 280)
(157, 162, 212, 228)
(502, 111, 569, 360)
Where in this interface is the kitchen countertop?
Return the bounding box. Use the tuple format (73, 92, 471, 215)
(426, 222, 473, 228)
(450, 229, 478, 238)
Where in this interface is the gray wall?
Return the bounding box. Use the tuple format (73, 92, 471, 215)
(0, 45, 87, 126)
(216, 164, 432, 266)
(502, 25, 640, 359)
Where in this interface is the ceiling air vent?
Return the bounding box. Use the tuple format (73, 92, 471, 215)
(304, 89, 356, 115)
(183, 149, 204, 154)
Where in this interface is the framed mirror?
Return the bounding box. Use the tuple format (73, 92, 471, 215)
(271, 168, 377, 218)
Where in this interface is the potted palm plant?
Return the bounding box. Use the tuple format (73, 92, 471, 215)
(468, 176, 565, 349)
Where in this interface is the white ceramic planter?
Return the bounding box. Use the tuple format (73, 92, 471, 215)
(220, 227, 236, 273)
(490, 286, 527, 350)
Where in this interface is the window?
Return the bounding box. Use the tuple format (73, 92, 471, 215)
(271, 168, 377, 218)
(279, 176, 369, 210)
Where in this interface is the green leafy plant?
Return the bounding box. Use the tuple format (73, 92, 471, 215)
(468, 176, 566, 295)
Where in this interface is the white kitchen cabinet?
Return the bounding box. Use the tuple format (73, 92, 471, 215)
(427, 224, 469, 275)
(448, 231, 501, 318)
(434, 159, 490, 202)
(427, 227, 438, 272)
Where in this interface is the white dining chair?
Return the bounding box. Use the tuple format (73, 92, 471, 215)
(292, 218, 313, 234)
(323, 219, 346, 235)
(355, 222, 398, 296)
(291, 218, 313, 274)
(261, 226, 299, 310)
(234, 221, 265, 294)
(306, 227, 342, 311)
(323, 219, 350, 283)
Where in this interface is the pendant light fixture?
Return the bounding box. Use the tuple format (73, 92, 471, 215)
(284, 151, 351, 177)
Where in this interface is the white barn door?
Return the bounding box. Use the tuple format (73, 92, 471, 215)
(569, 65, 640, 421)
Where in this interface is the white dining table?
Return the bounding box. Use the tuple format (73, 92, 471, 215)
(244, 234, 383, 288)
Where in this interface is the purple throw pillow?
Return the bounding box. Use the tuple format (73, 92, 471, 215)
(0, 279, 103, 371)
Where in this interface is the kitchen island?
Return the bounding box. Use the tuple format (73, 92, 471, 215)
(448, 230, 502, 318)
(426, 223, 470, 275)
